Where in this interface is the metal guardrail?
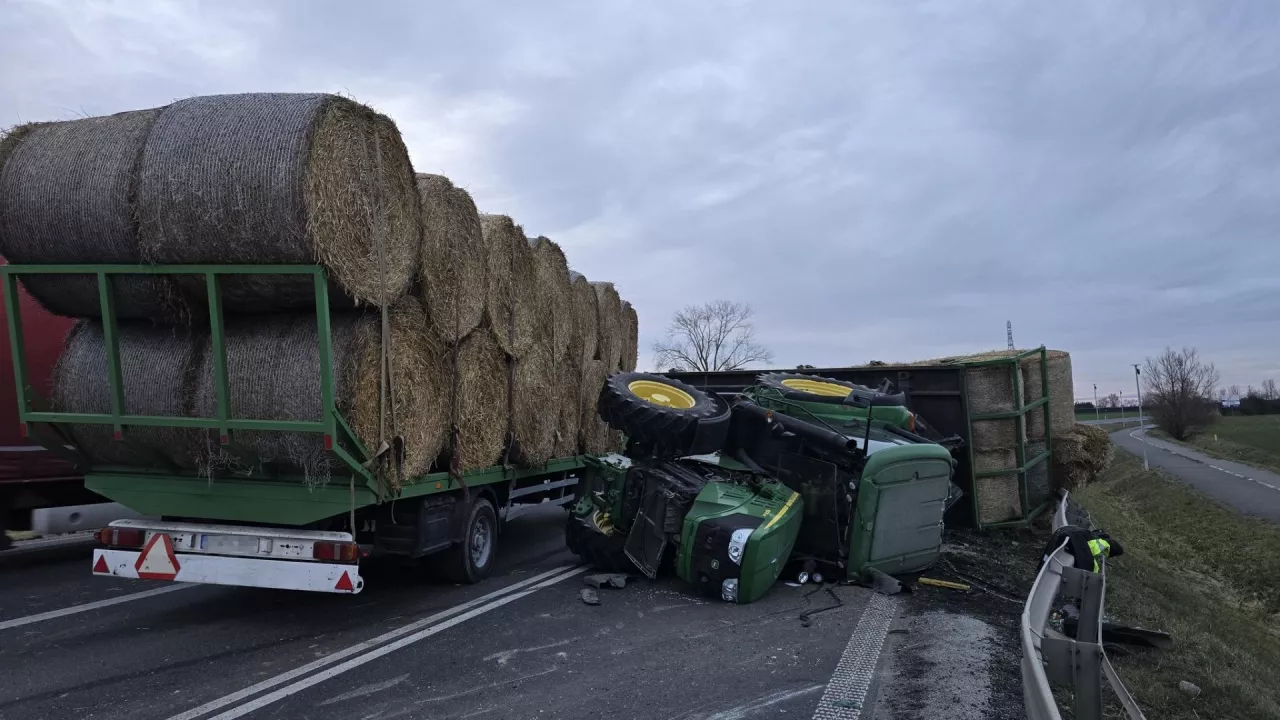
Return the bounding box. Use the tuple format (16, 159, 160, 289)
(1020, 491, 1146, 720)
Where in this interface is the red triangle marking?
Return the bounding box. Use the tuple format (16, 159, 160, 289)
(334, 571, 354, 592)
(135, 533, 180, 581)
(93, 554, 109, 574)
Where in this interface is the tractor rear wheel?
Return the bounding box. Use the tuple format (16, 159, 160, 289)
(565, 511, 634, 573)
(756, 372, 906, 407)
(597, 372, 730, 457)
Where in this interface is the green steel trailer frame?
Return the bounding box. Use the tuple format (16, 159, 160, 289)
(0, 263, 588, 528)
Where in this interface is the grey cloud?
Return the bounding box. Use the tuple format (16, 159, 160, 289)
(2, 0, 1277, 394)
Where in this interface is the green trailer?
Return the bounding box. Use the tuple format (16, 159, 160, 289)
(1, 263, 588, 594)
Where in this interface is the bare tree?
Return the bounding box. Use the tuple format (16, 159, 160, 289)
(1217, 387, 1229, 402)
(1263, 379, 1279, 401)
(1142, 347, 1220, 440)
(1101, 393, 1119, 409)
(652, 300, 773, 372)
(1228, 384, 1242, 399)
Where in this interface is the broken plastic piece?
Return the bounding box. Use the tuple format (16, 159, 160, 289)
(580, 588, 600, 606)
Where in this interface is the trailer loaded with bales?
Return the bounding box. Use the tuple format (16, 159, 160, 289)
(0, 93, 637, 592)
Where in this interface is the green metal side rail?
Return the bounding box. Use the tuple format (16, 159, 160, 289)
(961, 346, 1054, 528)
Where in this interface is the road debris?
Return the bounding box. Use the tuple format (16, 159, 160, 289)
(580, 588, 600, 606)
(584, 573, 628, 589)
(1178, 680, 1202, 699)
(919, 577, 970, 591)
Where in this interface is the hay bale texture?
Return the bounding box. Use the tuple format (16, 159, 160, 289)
(1052, 424, 1114, 491)
(568, 272, 598, 368)
(350, 302, 450, 481)
(592, 282, 622, 368)
(137, 93, 420, 312)
(510, 339, 557, 466)
(0, 110, 190, 321)
(527, 236, 572, 360)
(971, 449, 1022, 525)
(554, 352, 583, 458)
(480, 214, 541, 357)
(580, 360, 611, 454)
(620, 300, 638, 372)
(415, 174, 485, 343)
(50, 320, 202, 467)
(450, 330, 508, 471)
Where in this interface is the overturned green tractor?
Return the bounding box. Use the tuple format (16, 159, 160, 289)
(567, 371, 960, 603)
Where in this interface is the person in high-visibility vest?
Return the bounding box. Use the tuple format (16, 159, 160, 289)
(1039, 525, 1124, 573)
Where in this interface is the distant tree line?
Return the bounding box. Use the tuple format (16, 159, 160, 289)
(1234, 379, 1280, 415)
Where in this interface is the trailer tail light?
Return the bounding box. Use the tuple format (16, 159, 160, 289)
(95, 527, 146, 549)
(18, 422, 28, 438)
(313, 541, 359, 563)
(323, 434, 334, 450)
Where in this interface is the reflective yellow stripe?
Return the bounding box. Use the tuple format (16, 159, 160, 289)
(763, 492, 800, 530)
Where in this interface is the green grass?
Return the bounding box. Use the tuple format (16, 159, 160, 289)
(1073, 447, 1280, 720)
(1154, 415, 1280, 476)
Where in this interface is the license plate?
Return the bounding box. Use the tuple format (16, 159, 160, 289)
(198, 534, 263, 555)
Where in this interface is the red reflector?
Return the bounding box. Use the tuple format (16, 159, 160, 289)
(113, 430, 123, 441)
(97, 527, 146, 549)
(908, 413, 916, 432)
(323, 434, 334, 450)
(334, 571, 355, 592)
(18, 422, 28, 438)
(93, 555, 109, 574)
(219, 434, 229, 445)
(313, 541, 358, 563)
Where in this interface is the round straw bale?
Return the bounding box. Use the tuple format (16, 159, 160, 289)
(511, 339, 557, 466)
(136, 93, 419, 312)
(527, 235, 572, 360)
(580, 359, 611, 455)
(480, 214, 540, 357)
(192, 312, 376, 485)
(568, 272, 598, 368)
(1024, 351, 1074, 440)
(415, 174, 485, 343)
(592, 282, 622, 367)
(619, 300, 638, 372)
(970, 418, 1018, 451)
(554, 352, 583, 458)
(50, 320, 202, 467)
(452, 329, 508, 471)
(1026, 440, 1050, 509)
(351, 302, 450, 483)
(0, 111, 191, 321)
(972, 449, 1022, 524)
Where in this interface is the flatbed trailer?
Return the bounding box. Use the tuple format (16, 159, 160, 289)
(2, 263, 587, 593)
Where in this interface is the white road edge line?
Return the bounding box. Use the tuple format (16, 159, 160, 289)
(201, 565, 586, 720)
(812, 592, 897, 719)
(167, 564, 583, 720)
(0, 584, 194, 632)
(1128, 427, 1280, 493)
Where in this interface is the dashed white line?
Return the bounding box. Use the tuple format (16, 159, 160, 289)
(1127, 427, 1280, 493)
(0, 584, 195, 631)
(812, 592, 898, 719)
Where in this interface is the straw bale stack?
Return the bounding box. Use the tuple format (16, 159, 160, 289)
(568, 272, 599, 368)
(620, 300, 639, 372)
(450, 330, 508, 471)
(592, 282, 622, 368)
(137, 93, 420, 313)
(580, 359, 612, 454)
(415, 174, 485, 343)
(480, 214, 541, 357)
(527, 236, 572, 361)
(510, 339, 557, 466)
(50, 320, 202, 467)
(554, 352, 584, 458)
(0, 110, 189, 321)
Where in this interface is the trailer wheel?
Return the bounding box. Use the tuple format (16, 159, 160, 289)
(597, 372, 730, 457)
(756, 372, 906, 407)
(434, 497, 498, 584)
(565, 512, 634, 573)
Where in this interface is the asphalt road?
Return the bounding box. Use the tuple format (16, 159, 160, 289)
(0, 505, 903, 720)
(1111, 426, 1280, 523)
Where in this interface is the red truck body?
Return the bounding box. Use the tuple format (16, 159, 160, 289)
(0, 257, 96, 540)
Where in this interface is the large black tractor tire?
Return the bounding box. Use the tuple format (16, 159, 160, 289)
(565, 513, 634, 573)
(597, 372, 730, 457)
(431, 496, 498, 584)
(756, 372, 906, 407)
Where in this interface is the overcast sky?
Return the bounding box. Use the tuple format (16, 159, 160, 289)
(3, 0, 1277, 398)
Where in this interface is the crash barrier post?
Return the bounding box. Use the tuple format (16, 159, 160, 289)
(1019, 491, 1146, 720)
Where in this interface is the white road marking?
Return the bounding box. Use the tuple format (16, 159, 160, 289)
(0, 584, 194, 632)
(812, 592, 898, 719)
(1127, 427, 1280, 492)
(703, 684, 825, 720)
(169, 564, 582, 720)
(204, 566, 585, 720)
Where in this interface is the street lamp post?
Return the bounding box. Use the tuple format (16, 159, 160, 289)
(1094, 383, 1100, 423)
(1119, 391, 1125, 422)
(1134, 364, 1149, 471)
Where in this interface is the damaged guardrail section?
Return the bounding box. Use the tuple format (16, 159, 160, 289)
(1020, 491, 1146, 720)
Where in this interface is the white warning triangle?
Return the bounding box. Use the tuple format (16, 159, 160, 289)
(135, 533, 181, 581)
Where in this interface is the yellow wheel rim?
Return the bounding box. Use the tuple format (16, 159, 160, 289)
(628, 380, 696, 409)
(781, 377, 853, 398)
